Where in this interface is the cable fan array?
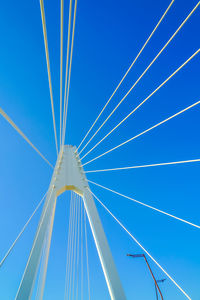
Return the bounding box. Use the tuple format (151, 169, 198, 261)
(64, 192, 90, 300)
(0, 0, 199, 299)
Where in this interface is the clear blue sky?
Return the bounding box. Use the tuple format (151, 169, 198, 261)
(0, 0, 199, 299)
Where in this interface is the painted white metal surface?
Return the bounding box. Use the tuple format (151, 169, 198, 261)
(16, 145, 126, 300)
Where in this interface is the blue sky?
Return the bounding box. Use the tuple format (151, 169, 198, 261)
(0, 0, 199, 299)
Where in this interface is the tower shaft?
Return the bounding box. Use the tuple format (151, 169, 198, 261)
(16, 145, 126, 300)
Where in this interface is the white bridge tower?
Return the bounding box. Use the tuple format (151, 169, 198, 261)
(15, 145, 126, 300)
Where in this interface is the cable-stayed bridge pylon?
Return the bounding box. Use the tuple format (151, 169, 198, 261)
(15, 145, 126, 300)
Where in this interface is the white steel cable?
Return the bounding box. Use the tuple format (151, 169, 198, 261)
(65, 192, 76, 300)
(81, 49, 200, 160)
(78, 1, 200, 156)
(0, 107, 53, 168)
(62, 0, 73, 146)
(84, 205, 91, 300)
(91, 189, 192, 300)
(68, 193, 77, 300)
(60, 0, 64, 148)
(74, 195, 80, 300)
(39, 0, 58, 155)
(62, 0, 78, 146)
(88, 180, 200, 229)
(69, 193, 78, 300)
(79, 198, 84, 300)
(0, 192, 47, 268)
(64, 192, 74, 300)
(76, 0, 175, 153)
(75, 195, 81, 300)
(74, 193, 80, 300)
(85, 158, 200, 173)
(83, 99, 200, 167)
(65, 193, 73, 300)
(73, 194, 79, 299)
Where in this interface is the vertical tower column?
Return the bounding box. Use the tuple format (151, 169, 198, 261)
(83, 188, 126, 300)
(15, 188, 57, 300)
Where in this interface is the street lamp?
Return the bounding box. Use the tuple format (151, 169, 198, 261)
(127, 253, 164, 300)
(155, 279, 166, 300)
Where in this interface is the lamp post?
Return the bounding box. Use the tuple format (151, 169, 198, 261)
(127, 253, 164, 300)
(155, 279, 166, 300)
